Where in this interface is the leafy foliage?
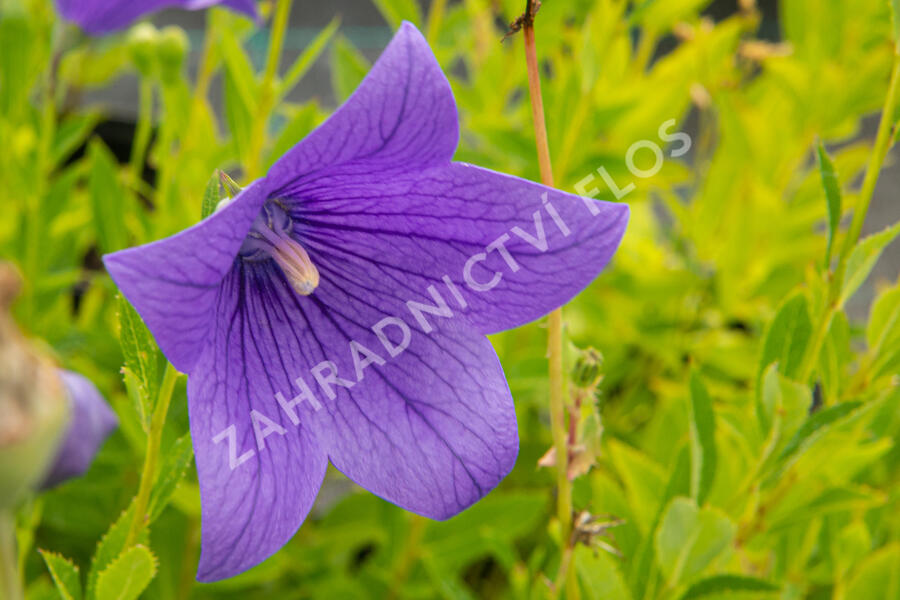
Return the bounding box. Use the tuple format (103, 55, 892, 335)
(2, 0, 900, 598)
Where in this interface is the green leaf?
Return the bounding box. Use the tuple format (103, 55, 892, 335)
(147, 434, 194, 523)
(607, 439, 667, 532)
(776, 401, 863, 465)
(757, 365, 812, 459)
(768, 486, 884, 531)
(201, 170, 224, 219)
(53, 113, 101, 166)
(423, 491, 546, 572)
(58, 42, 129, 89)
(576, 545, 631, 600)
(370, 0, 423, 28)
(0, 14, 36, 115)
(116, 295, 160, 431)
(331, 36, 370, 103)
(223, 66, 253, 163)
(845, 543, 900, 599)
(88, 139, 128, 254)
(758, 293, 812, 382)
(218, 32, 258, 115)
(39, 550, 82, 600)
(818, 310, 851, 404)
(867, 284, 900, 379)
(678, 574, 779, 600)
(628, 447, 690, 599)
(817, 141, 842, 268)
(655, 497, 736, 586)
(635, 0, 714, 33)
(95, 545, 157, 600)
(87, 503, 147, 598)
(688, 370, 717, 505)
(277, 17, 340, 102)
(841, 221, 900, 306)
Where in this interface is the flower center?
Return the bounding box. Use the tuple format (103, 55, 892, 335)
(240, 201, 320, 296)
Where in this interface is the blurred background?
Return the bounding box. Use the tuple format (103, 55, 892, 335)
(84, 0, 900, 317)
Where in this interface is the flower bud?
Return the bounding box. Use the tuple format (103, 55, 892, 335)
(157, 26, 189, 86)
(40, 371, 118, 489)
(127, 23, 159, 78)
(571, 347, 604, 389)
(0, 265, 69, 509)
(0, 264, 116, 506)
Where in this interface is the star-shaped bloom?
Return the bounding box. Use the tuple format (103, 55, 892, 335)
(56, 0, 257, 34)
(104, 23, 628, 581)
(41, 370, 118, 488)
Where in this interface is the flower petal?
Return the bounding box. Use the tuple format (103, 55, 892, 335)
(55, 0, 257, 34)
(266, 22, 458, 197)
(189, 262, 327, 582)
(185, 0, 257, 18)
(41, 370, 117, 489)
(291, 162, 629, 335)
(103, 180, 269, 372)
(242, 261, 518, 520)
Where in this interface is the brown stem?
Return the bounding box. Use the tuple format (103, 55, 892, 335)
(522, 9, 578, 599)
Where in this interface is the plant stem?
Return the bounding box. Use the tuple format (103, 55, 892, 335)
(246, 0, 292, 180)
(800, 54, 900, 383)
(191, 13, 217, 121)
(426, 0, 447, 43)
(522, 8, 576, 599)
(129, 79, 154, 188)
(125, 363, 179, 547)
(388, 514, 426, 599)
(833, 56, 900, 282)
(0, 511, 21, 600)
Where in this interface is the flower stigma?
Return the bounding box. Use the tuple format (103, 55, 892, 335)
(241, 201, 320, 296)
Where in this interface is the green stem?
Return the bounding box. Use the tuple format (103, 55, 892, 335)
(191, 13, 217, 123)
(522, 9, 576, 599)
(800, 53, 900, 383)
(129, 79, 154, 188)
(0, 511, 21, 600)
(155, 84, 182, 225)
(246, 0, 292, 180)
(388, 515, 426, 599)
(426, 0, 447, 43)
(125, 363, 178, 547)
(833, 56, 900, 283)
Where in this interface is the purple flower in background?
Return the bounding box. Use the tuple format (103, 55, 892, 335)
(104, 22, 628, 581)
(56, 0, 257, 34)
(41, 370, 118, 488)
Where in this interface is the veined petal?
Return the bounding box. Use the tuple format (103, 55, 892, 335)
(266, 22, 458, 197)
(189, 262, 327, 582)
(290, 163, 629, 335)
(41, 370, 117, 489)
(103, 179, 269, 372)
(245, 262, 518, 521)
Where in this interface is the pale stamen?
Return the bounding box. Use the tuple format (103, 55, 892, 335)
(241, 202, 320, 296)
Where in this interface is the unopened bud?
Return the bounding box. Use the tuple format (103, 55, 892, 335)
(571, 347, 604, 389)
(0, 264, 69, 509)
(219, 170, 243, 198)
(127, 23, 159, 78)
(157, 26, 189, 85)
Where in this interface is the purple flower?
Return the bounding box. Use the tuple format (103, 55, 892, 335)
(56, 0, 257, 34)
(41, 370, 118, 488)
(103, 23, 628, 581)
